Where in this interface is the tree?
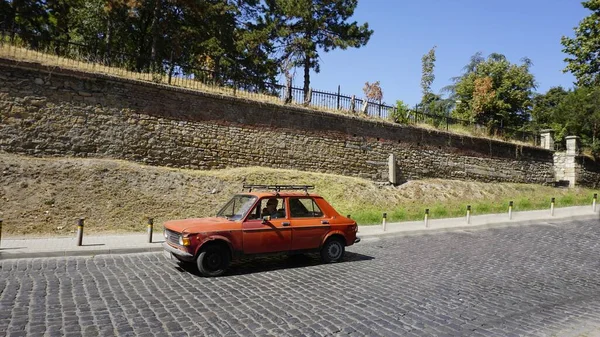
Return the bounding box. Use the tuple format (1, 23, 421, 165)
(363, 81, 383, 103)
(361, 80, 383, 115)
(266, 0, 373, 102)
(546, 86, 600, 154)
(451, 53, 536, 132)
(420, 46, 437, 108)
(561, 0, 600, 86)
(531, 86, 569, 130)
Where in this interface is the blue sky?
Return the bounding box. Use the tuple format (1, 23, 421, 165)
(292, 0, 588, 107)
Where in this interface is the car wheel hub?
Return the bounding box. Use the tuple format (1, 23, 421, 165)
(328, 243, 341, 258)
(206, 253, 222, 270)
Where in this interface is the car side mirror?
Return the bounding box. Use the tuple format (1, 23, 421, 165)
(261, 215, 271, 224)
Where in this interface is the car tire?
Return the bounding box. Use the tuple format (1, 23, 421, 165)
(320, 237, 345, 263)
(197, 244, 230, 277)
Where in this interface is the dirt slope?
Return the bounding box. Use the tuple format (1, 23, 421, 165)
(0, 152, 594, 236)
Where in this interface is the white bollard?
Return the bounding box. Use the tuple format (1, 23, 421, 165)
(551, 198, 555, 216)
(424, 209, 429, 228)
(594, 194, 597, 212)
(382, 213, 387, 231)
(508, 201, 513, 220)
(466, 205, 471, 224)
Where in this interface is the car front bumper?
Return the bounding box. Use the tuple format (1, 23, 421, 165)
(354, 236, 361, 244)
(162, 242, 194, 259)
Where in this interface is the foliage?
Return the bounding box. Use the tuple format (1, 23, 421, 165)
(1, 0, 281, 88)
(420, 45, 437, 106)
(450, 53, 536, 132)
(531, 86, 569, 130)
(562, 0, 600, 86)
(363, 81, 383, 102)
(390, 100, 410, 123)
(532, 85, 600, 155)
(264, 0, 373, 99)
(554, 87, 600, 154)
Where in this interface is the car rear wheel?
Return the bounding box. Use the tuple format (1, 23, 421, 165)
(197, 245, 230, 277)
(320, 237, 345, 263)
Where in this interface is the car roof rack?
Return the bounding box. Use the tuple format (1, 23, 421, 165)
(243, 184, 315, 195)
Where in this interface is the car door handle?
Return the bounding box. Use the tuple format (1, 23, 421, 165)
(321, 220, 329, 224)
(282, 222, 291, 226)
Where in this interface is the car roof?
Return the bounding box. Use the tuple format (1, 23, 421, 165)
(239, 192, 322, 198)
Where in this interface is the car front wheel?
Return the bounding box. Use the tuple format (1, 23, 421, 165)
(197, 245, 230, 277)
(320, 238, 345, 263)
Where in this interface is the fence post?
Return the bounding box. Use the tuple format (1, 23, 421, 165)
(382, 213, 387, 232)
(147, 218, 154, 243)
(337, 85, 341, 110)
(76, 218, 84, 246)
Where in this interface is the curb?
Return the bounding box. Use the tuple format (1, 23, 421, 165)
(358, 213, 599, 239)
(0, 246, 164, 260)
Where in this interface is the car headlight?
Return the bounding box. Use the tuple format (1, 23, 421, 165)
(164, 230, 168, 239)
(178, 236, 190, 246)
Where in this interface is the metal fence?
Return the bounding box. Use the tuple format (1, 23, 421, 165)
(0, 29, 539, 145)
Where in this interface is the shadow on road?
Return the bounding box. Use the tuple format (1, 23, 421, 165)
(171, 251, 374, 277)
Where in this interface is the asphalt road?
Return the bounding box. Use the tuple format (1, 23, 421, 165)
(2, 219, 600, 337)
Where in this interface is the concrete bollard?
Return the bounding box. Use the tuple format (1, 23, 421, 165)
(424, 209, 429, 228)
(76, 218, 84, 246)
(147, 218, 154, 243)
(551, 198, 555, 216)
(466, 205, 471, 224)
(508, 201, 513, 220)
(594, 194, 597, 213)
(382, 213, 387, 232)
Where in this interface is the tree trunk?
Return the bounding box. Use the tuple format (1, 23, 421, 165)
(105, 16, 112, 65)
(303, 53, 311, 105)
(150, 0, 161, 71)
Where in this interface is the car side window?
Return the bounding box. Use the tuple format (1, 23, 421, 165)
(289, 198, 323, 218)
(247, 197, 286, 220)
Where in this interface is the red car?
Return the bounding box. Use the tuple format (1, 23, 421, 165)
(162, 185, 360, 276)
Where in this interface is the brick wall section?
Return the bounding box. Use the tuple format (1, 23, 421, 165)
(0, 58, 558, 184)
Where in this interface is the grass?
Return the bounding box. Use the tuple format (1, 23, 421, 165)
(0, 41, 538, 146)
(346, 186, 595, 225)
(1, 152, 596, 236)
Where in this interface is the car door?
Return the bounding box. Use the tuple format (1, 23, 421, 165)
(242, 197, 292, 254)
(289, 197, 330, 251)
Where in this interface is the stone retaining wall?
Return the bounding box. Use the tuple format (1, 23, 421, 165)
(0, 58, 559, 184)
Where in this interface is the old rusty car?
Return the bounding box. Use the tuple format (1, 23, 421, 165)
(162, 185, 360, 276)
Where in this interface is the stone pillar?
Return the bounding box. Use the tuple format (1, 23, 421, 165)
(540, 129, 554, 150)
(566, 136, 580, 156)
(388, 153, 397, 185)
(565, 136, 580, 187)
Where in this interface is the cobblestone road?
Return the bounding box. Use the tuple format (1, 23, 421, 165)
(2, 219, 600, 336)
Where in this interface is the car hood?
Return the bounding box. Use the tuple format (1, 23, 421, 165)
(163, 217, 236, 233)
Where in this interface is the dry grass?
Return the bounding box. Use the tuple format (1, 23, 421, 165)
(0, 42, 538, 146)
(1, 152, 596, 237)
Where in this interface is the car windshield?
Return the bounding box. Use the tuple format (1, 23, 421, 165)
(216, 195, 257, 221)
